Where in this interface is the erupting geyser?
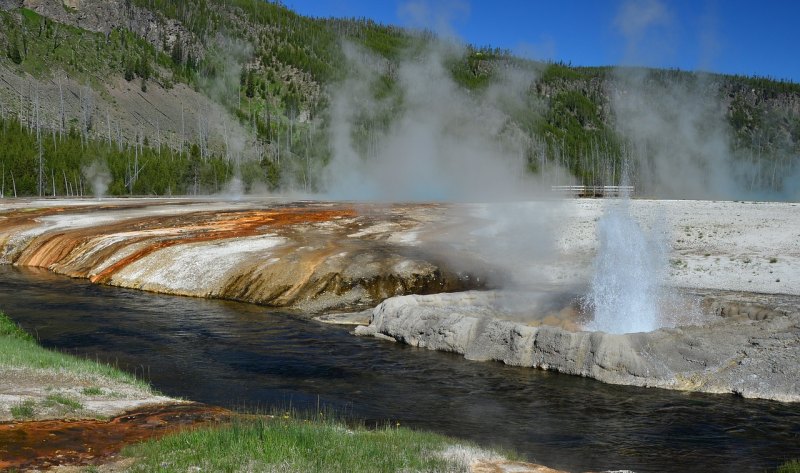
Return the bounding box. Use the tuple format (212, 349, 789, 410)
(586, 198, 666, 334)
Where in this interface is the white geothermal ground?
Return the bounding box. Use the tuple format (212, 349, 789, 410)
(549, 199, 800, 296)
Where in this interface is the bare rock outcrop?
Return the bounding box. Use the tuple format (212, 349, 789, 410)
(19, 0, 202, 59)
(356, 291, 800, 402)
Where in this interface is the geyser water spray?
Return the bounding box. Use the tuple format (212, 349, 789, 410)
(586, 198, 666, 333)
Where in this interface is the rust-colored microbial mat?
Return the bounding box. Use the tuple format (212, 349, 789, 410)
(0, 200, 480, 313)
(0, 403, 230, 470)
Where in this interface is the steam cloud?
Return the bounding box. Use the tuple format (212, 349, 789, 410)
(611, 0, 737, 200)
(611, 70, 740, 200)
(201, 34, 261, 196)
(613, 69, 799, 202)
(398, 0, 470, 40)
(83, 161, 111, 198)
(320, 40, 546, 202)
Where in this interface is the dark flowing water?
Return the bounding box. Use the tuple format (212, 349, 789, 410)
(1, 266, 798, 473)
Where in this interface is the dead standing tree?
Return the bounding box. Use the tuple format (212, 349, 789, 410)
(57, 74, 65, 138)
(78, 85, 93, 147)
(35, 86, 44, 197)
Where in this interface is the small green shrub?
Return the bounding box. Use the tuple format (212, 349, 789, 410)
(669, 258, 687, 268)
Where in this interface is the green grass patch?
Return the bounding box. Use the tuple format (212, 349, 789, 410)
(0, 311, 149, 390)
(124, 413, 496, 473)
(10, 399, 36, 419)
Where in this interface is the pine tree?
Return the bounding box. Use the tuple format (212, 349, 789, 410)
(6, 37, 22, 64)
(245, 69, 256, 98)
(136, 55, 151, 80)
(124, 57, 135, 81)
(171, 35, 183, 64)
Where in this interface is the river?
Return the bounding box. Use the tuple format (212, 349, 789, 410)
(1, 266, 798, 473)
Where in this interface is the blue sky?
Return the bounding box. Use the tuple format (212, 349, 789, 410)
(284, 0, 800, 83)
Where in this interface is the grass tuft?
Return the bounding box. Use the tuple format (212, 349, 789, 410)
(43, 393, 83, 411)
(10, 399, 36, 419)
(82, 386, 105, 396)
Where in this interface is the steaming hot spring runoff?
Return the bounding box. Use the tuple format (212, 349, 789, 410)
(1, 1, 799, 472)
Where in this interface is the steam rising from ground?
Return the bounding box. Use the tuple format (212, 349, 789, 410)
(611, 68, 800, 200)
(610, 0, 798, 201)
(398, 0, 470, 40)
(610, 0, 737, 200)
(83, 161, 111, 198)
(202, 34, 261, 195)
(611, 70, 740, 200)
(321, 41, 546, 202)
(419, 200, 565, 292)
(613, 0, 674, 67)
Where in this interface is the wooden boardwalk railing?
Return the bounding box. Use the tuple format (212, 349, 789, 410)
(551, 185, 634, 197)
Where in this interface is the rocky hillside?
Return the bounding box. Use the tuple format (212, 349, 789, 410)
(0, 0, 797, 199)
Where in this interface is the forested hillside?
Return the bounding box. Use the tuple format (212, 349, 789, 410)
(0, 0, 797, 199)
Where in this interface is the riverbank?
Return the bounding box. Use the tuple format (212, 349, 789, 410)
(0, 311, 176, 422)
(0, 309, 572, 473)
(0, 309, 225, 470)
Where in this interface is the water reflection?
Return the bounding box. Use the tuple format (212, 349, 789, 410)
(1, 266, 798, 473)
